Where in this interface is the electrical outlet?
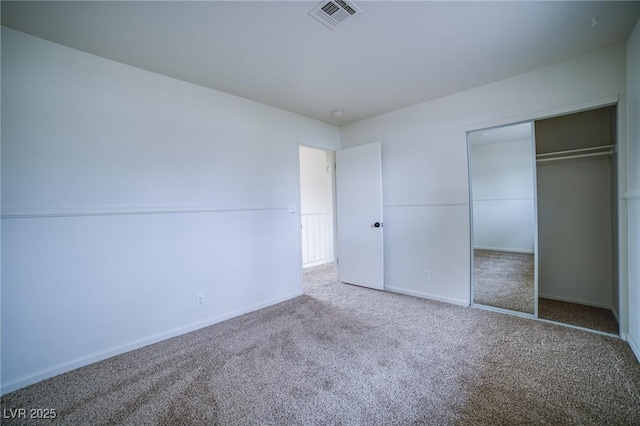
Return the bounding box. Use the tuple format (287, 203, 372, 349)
(423, 270, 431, 281)
(196, 293, 205, 307)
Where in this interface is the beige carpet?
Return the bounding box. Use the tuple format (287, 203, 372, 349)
(473, 249, 619, 334)
(539, 298, 619, 335)
(473, 249, 535, 314)
(1, 263, 639, 425)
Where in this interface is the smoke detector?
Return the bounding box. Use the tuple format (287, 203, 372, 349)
(309, 0, 361, 30)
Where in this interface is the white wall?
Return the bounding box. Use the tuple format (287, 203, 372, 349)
(470, 138, 535, 253)
(340, 43, 628, 312)
(299, 146, 335, 266)
(0, 27, 340, 394)
(626, 18, 640, 361)
(300, 147, 331, 214)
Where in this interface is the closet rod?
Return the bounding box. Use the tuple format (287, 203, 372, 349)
(536, 151, 612, 164)
(536, 144, 615, 158)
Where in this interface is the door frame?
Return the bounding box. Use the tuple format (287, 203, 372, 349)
(296, 142, 338, 291)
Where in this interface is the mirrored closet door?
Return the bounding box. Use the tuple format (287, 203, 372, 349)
(468, 122, 537, 316)
(467, 106, 619, 335)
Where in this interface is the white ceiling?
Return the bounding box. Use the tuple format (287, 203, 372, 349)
(2, 1, 639, 126)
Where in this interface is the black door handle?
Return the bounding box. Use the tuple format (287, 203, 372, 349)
(373, 222, 383, 228)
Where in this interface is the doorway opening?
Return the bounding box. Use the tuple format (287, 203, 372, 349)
(298, 146, 337, 290)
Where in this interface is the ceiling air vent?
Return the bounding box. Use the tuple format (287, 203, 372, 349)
(309, 0, 361, 30)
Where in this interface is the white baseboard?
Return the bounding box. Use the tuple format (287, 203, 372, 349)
(628, 334, 640, 363)
(538, 293, 612, 310)
(0, 290, 303, 396)
(474, 246, 534, 254)
(385, 286, 469, 307)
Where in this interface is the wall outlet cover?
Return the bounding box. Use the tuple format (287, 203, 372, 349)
(196, 293, 205, 307)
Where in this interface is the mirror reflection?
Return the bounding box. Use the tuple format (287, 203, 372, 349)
(469, 122, 536, 315)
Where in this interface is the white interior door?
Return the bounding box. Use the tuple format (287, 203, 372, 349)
(335, 142, 384, 290)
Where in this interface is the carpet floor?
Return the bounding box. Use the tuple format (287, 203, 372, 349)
(539, 298, 619, 335)
(473, 249, 619, 334)
(1, 264, 639, 425)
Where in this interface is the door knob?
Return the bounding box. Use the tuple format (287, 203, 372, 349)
(373, 222, 383, 228)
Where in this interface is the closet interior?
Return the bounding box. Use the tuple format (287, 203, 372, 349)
(535, 106, 619, 334)
(469, 105, 619, 335)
